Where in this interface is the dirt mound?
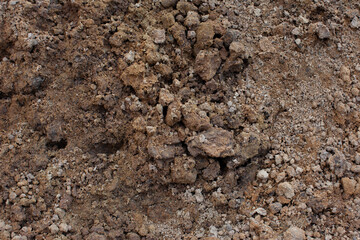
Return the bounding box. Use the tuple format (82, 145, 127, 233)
(1, 0, 360, 239)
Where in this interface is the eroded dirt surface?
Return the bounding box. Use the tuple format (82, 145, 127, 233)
(1, 0, 360, 239)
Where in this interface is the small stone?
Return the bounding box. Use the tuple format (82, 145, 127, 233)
(9, 191, 17, 200)
(316, 22, 330, 39)
(202, 161, 220, 181)
(86, 233, 107, 240)
(269, 202, 282, 214)
(171, 156, 197, 184)
(194, 48, 221, 81)
(159, 89, 175, 106)
(252, 207, 267, 216)
(295, 38, 301, 46)
(277, 182, 295, 199)
(49, 224, 59, 234)
(187, 30, 196, 39)
(351, 165, 360, 173)
(153, 29, 166, 44)
(284, 226, 305, 240)
(340, 65, 351, 83)
(184, 11, 200, 28)
(126, 232, 141, 240)
(291, 27, 301, 36)
(161, 0, 178, 8)
(124, 51, 135, 63)
(59, 223, 71, 233)
(350, 16, 360, 28)
(257, 170, 269, 181)
(341, 177, 356, 195)
(254, 8, 261, 17)
(187, 127, 235, 158)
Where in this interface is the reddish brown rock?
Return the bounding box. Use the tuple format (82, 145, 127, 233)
(194, 48, 221, 81)
(187, 127, 235, 158)
(171, 156, 197, 184)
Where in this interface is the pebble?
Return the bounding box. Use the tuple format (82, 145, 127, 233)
(351, 165, 360, 173)
(341, 177, 356, 195)
(59, 223, 71, 233)
(295, 38, 301, 46)
(316, 22, 331, 39)
(257, 170, 269, 180)
(161, 0, 178, 8)
(252, 207, 267, 216)
(254, 8, 261, 17)
(153, 29, 166, 44)
(49, 224, 59, 234)
(350, 16, 360, 28)
(277, 182, 295, 199)
(284, 226, 305, 240)
(269, 202, 282, 214)
(291, 27, 301, 36)
(124, 50, 135, 63)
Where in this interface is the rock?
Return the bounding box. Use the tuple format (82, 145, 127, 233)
(169, 23, 191, 51)
(277, 182, 295, 199)
(223, 41, 248, 73)
(109, 30, 128, 47)
(184, 11, 200, 28)
(182, 104, 212, 131)
(59, 194, 72, 210)
(59, 223, 71, 233)
(154, 63, 173, 79)
(187, 127, 235, 158)
(176, 2, 197, 15)
(252, 207, 267, 216)
(160, 0, 178, 8)
(161, 13, 176, 29)
(341, 177, 356, 195)
(315, 22, 330, 39)
(194, 21, 215, 54)
(86, 233, 107, 240)
(153, 29, 166, 44)
(327, 151, 351, 177)
(126, 232, 141, 240)
(284, 226, 305, 240)
(147, 135, 184, 160)
(202, 161, 220, 181)
(159, 89, 175, 106)
(340, 65, 351, 84)
(194, 48, 221, 81)
(350, 16, 360, 28)
(291, 27, 302, 36)
(211, 191, 228, 206)
(49, 224, 59, 234)
(165, 101, 182, 126)
(269, 202, 282, 214)
(171, 156, 197, 184)
(236, 131, 268, 160)
(121, 62, 158, 100)
(257, 170, 269, 181)
(351, 165, 360, 173)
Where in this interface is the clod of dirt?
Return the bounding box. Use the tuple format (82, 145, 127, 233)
(194, 48, 221, 81)
(187, 127, 235, 158)
(171, 156, 197, 184)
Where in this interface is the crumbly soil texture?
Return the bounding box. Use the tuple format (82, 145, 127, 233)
(1, 0, 360, 239)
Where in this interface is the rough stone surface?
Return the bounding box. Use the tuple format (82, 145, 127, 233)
(194, 48, 221, 81)
(187, 128, 235, 158)
(284, 226, 305, 240)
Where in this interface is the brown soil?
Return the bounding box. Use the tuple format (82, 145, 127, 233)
(1, 0, 360, 239)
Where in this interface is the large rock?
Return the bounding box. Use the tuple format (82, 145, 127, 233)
(187, 127, 235, 158)
(171, 156, 197, 184)
(194, 48, 221, 81)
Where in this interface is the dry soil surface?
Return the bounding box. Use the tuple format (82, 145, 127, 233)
(1, 0, 360, 239)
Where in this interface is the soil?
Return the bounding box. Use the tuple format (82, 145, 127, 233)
(0, 0, 360, 239)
